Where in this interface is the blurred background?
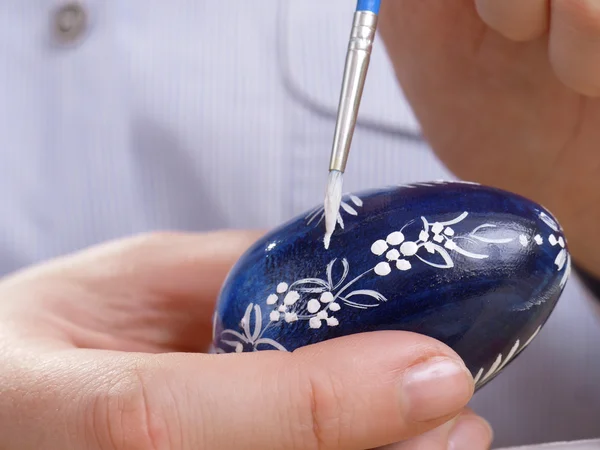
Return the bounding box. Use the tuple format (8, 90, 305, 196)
(0, 1, 598, 447)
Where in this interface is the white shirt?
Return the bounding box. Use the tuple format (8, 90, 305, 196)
(0, 1, 598, 447)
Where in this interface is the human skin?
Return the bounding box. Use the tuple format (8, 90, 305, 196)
(379, 0, 600, 279)
(0, 231, 492, 449)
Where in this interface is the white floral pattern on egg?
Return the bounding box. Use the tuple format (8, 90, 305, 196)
(212, 181, 570, 390)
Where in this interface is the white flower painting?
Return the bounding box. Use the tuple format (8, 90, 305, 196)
(370, 212, 515, 276)
(216, 303, 287, 353)
(216, 258, 388, 353)
(215, 189, 570, 394)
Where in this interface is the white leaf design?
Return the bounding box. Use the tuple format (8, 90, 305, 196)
(473, 326, 542, 387)
(240, 303, 253, 340)
(555, 249, 567, 271)
(251, 304, 262, 341)
(440, 211, 469, 226)
(327, 258, 350, 290)
(349, 194, 363, 207)
(290, 278, 330, 293)
(415, 243, 455, 269)
(496, 339, 520, 373)
(337, 212, 345, 229)
(470, 224, 514, 244)
(305, 207, 322, 225)
(338, 297, 380, 309)
(420, 216, 430, 233)
(341, 201, 358, 216)
(471, 235, 513, 244)
(221, 339, 242, 347)
(560, 254, 571, 288)
(481, 354, 502, 383)
(539, 211, 559, 232)
(220, 330, 247, 343)
(345, 289, 389, 304)
(254, 338, 288, 352)
(451, 245, 489, 260)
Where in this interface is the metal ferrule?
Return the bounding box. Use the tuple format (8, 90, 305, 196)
(328, 11, 378, 172)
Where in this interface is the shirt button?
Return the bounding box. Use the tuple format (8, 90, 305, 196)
(52, 1, 88, 45)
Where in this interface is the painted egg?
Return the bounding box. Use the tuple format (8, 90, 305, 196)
(212, 181, 571, 390)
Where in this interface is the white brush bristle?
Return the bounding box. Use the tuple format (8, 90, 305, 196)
(323, 170, 343, 249)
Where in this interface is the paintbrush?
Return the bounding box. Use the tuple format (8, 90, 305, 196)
(323, 0, 381, 249)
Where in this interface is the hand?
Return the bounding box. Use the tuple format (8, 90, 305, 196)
(380, 409, 492, 450)
(379, 0, 600, 277)
(0, 231, 492, 449)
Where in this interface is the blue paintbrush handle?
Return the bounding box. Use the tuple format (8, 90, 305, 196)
(356, 0, 381, 14)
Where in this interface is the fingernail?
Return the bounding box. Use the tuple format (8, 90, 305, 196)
(401, 357, 474, 422)
(448, 415, 494, 450)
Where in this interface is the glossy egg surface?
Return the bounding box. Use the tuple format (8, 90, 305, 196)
(212, 181, 571, 389)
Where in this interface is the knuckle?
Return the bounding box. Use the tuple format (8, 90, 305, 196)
(475, 0, 546, 42)
(83, 368, 170, 450)
(296, 367, 347, 450)
(126, 231, 183, 252)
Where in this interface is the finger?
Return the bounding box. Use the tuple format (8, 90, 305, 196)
(1, 230, 264, 353)
(5, 332, 474, 449)
(549, 0, 600, 96)
(447, 409, 494, 449)
(45, 229, 264, 300)
(378, 417, 457, 450)
(120, 331, 474, 450)
(379, 408, 492, 450)
(475, 0, 550, 41)
(10, 333, 474, 449)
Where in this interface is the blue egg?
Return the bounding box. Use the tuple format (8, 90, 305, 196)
(212, 181, 571, 390)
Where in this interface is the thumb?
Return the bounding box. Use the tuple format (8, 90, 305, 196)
(126, 331, 474, 450)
